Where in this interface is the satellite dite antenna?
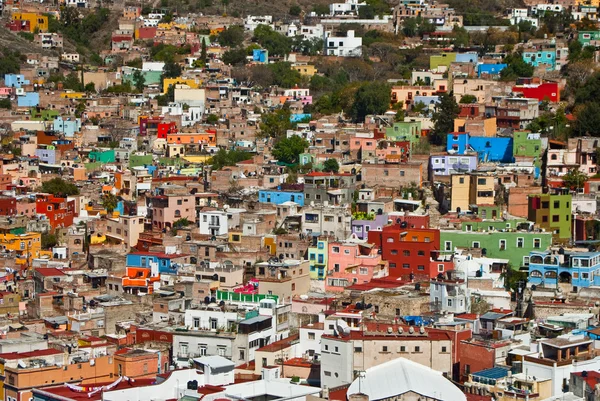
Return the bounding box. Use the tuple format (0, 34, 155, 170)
(336, 319, 350, 336)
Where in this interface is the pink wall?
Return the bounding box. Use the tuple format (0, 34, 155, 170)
(326, 242, 386, 292)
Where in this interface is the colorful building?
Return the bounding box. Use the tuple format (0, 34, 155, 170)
(578, 30, 600, 46)
(11, 12, 49, 33)
(522, 50, 556, 71)
(512, 82, 559, 102)
(447, 133, 514, 163)
(308, 239, 328, 280)
(439, 230, 553, 269)
(528, 250, 600, 289)
(258, 189, 304, 206)
(0, 232, 41, 268)
(385, 121, 422, 145)
(325, 241, 386, 292)
(35, 194, 75, 230)
(528, 192, 572, 242)
(368, 225, 449, 279)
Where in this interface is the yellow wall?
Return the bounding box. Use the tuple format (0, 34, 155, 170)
(1, 233, 41, 267)
(12, 13, 48, 32)
(292, 65, 317, 77)
(60, 92, 85, 99)
(162, 78, 201, 94)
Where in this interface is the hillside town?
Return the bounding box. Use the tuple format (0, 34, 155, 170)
(1, 0, 600, 400)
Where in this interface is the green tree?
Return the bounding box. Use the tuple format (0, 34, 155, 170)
(260, 109, 292, 138)
(41, 233, 58, 249)
(272, 135, 309, 164)
(253, 25, 293, 56)
(218, 25, 244, 47)
(431, 91, 459, 145)
(40, 178, 80, 196)
(222, 48, 247, 65)
(162, 61, 182, 78)
(452, 25, 470, 48)
(312, 4, 329, 15)
(322, 158, 340, 173)
(84, 82, 96, 93)
(206, 114, 219, 124)
(132, 69, 146, 93)
(200, 40, 208, 64)
(402, 17, 418, 37)
(459, 94, 477, 104)
(0, 99, 11, 110)
(210, 149, 252, 169)
(289, 4, 301, 15)
(572, 102, 600, 137)
(500, 52, 534, 80)
(562, 168, 588, 191)
(350, 82, 391, 122)
(102, 193, 119, 214)
(268, 62, 302, 87)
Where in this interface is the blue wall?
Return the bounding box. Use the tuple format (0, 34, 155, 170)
(259, 190, 304, 206)
(17, 92, 39, 107)
(447, 134, 513, 163)
(477, 64, 507, 77)
(126, 253, 175, 273)
(4, 74, 29, 88)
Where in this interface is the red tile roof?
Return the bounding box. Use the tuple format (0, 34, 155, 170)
(35, 268, 65, 277)
(0, 348, 63, 360)
(128, 251, 189, 259)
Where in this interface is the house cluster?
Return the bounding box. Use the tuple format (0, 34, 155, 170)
(0, 0, 600, 400)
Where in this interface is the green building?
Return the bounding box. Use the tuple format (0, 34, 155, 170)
(528, 193, 572, 242)
(30, 108, 60, 121)
(461, 217, 528, 232)
(440, 230, 553, 269)
(122, 69, 162, 86)
(385, 120, 421, 145)
(578, 31, 600, 46)
(430, 53, 457, 69)
(299, 153, 323, 169)
(308, 239, 328, 280)
(129, 154, 153, 168)
(88, 149, 115, 163)
(513, 131, 543, 168)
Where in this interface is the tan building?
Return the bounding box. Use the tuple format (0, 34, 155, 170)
(361, 163, 423, 189)
(450, 174, 470, 213)
(255, 259, 310, 303)
(470, 174, 495, 206)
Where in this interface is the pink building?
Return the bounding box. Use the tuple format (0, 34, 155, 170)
(151, 186, 196, 231)
(16, 199, 36, 217)
(325, 241, 388, 292)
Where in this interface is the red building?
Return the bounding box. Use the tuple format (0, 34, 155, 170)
(157, 121, 178, 139)
(5, 20, 30, 32)
(458, 104, 482, 118)
(512, 82, 559, 102)
(35, 194, 75, 230)
(137, 27, 157, 40)
(368, 225, 444, 279)
(457, 338, 512, 382)
(0, 197, 17, 216)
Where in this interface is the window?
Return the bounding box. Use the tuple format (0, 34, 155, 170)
(417, 265, 425, 270)
(402, 263, 409, 268)
(355, 347, 363, 353)
(552, 215, 559, 222)
(403, 250, 410, 256)
(438, 264, 444, 272)
(414, 346, 421, 352)
(542, 216, 548, 223)
(472, 241, 480, 248)
(193, 317, 200, 328)
(444, 241, 452, 251)
(308, 332, 315, 340)
(499, 239, 506, 250)
(417, 250, 425, 256)
(517, 238, 524, 248)
(459, 177, 465, 184)
(382, 346, 388, 352)
(332, 246, 340, 253)
(477, 178, 487, 185)
(442, 346, 447, 353)
(554, 200, 560, 208)
(324, 371, 331, 376)
(447, 299, 453, 307)
(400, 346, 406, 352)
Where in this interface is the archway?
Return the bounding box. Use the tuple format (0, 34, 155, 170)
(559, 272, 572, 284)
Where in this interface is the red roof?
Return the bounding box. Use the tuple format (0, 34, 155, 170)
(0, 348, 63, 360)
(33, 378, 157, 401)
(455, 313, 480, 321)
(35, 268, 65, 277)
(128, 251, 189, 259)
(257, 333, 299, 352)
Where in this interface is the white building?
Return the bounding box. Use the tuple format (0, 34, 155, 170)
(430, 271, 471, 314)
(198, 210, 228, 236)
(244, 15, 273, 31)
(324, 30, 363, 57)
(298, 24, 324, 40)
(184, 307, 239, 331)
(346, 358, 466, 401)
(302, 204, 352, 240)
(329, 0, 367, 16)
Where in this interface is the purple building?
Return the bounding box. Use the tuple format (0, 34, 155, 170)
(351, 213, 388, 240)
(430, 154, 478, 177)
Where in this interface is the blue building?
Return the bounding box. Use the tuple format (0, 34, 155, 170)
(290, 113, 311, 123)
(126, 251, 182, 274)
(53, 117, 82, 137)
(17, 92, 39, 107)
(447, 133, 513, 163)
(4, 74, 30, 88)
(455, 52, 479, 63)
(259, 189, 304, 206)
(528, 251, 600, 289)
(252, 49, 268, 63)
(522, 50, 556, 71)
(477, 63, 507, 78)
(35, 147, 58, 164)
(430, 154, 478, 176)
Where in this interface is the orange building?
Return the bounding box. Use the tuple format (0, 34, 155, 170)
(166, 131, 216, 146)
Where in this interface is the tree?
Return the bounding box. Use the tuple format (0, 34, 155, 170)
(272, 135, 309, 164)
(312, 4, 329, 15)
(0, 99, 11, 110)
(402, 18, 418, 37)
(132, 69, 145, 93)
(218, 25, 244, 47)
(162, 61, 182, 78)
(40, 178, 79, 196)
(200, 40, 207, 64)
(222, 48, 247, 65)
(210, 149, 252, 169)
(572, 102, 600, 137)
(102, 193, 119, 214)
(452, 25, 469, 48)
(500, 52, 534, 80)
(260, 109, 292, 138)
(322, 158, 340, 173)
(253, 25, 293, 56)
(289, 4, 301, 16)
(41, 233, 58, 249)
(562, 168, 588, 191)
(350, 82, 391, 122)
(431, 91, 460, 145)
(84, 82, 96, 93)
(206, 114, 219, 124)
(459, 94, 477, 104)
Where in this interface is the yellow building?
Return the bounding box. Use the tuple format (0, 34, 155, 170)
(469, 174, 495, 206)
(450, 174, 470, 213)
(12, 12, 49, 33)
(60, 92, 85, 99)
(292, 64, 318, 77)
(454, 117, 497, 137)
(576, 0, 600, 7)
(0, 232, 41, 267)
(162, 77, 201, 94)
